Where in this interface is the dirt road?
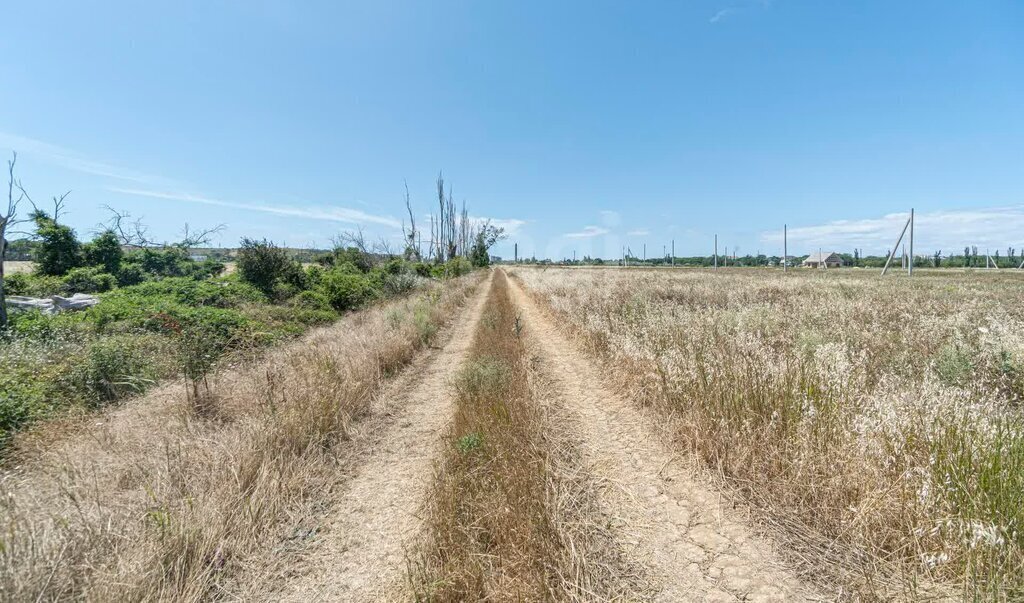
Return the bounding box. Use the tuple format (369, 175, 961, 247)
(258, 272, 493, 602)
(507, 273, 821, 602)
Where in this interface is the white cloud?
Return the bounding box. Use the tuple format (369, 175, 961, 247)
(627, 229, 650, 236)
(760, 206, 1024, 254)
(709, 8, 738, 23)
(564, 226, 610, 239)
(0, 131, 159, 184)
(470, 216, 527, 235)
(108, 187, 402, 229)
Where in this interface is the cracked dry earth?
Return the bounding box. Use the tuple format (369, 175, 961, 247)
(261, 272, 493, 603)
(508, 275, 823, 602)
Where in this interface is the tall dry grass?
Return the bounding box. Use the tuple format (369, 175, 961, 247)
(512, 267, 1024, 600)
(411, 270, 637, 601)
(0, 274, 482, 602)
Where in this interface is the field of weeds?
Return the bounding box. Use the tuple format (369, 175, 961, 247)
(0, 273, 481, 601)
(512, 266, 1024, 599)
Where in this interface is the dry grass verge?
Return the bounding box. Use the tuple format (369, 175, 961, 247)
(511, 267, 1024, 600)
(0, 274, 482, 602)
(411, 270, 636, 601)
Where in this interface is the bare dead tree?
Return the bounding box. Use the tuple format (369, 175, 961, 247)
(103, 206, 154, 247)
(402, 180, 420, 261)
(178, 223, 226, 249)
(459, 201, 469, 259)
(101, 206, 223, 249)
(335, 227, 370, 254)
(1, 153, 27, 328)
(435, 173, 446, 261)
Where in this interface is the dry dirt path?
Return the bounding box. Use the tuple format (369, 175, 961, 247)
(258, 271, 493, 602)
(508, 273, 823, 602)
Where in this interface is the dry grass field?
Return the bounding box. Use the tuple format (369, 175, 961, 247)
(5, 265, 1021, 601)
(2, 261, 34, 274)
(511, 266, 1024, 599)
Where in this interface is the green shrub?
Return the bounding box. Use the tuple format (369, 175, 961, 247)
(116, 264, 145, 287)
(381, 272, 420, 296)
(413, 262, 433, 278)
(83, 230, 123, 273)
(320, 270, 376, 311)
(4, 272, 62, 297)
(236, 238, 305, 297)
(431, 257, 473, 279)
(291, 289, 333, 312)
(62, 335, 168, 406)
(62, 267, 117, 294)
(4, 273, 31, 296)
(32, 211, 84, 276)
(305, 264, 326, 288)
(332, 247, 374, 273)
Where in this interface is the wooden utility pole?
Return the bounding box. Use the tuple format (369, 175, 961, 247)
(714, 235, 718, 270)
(671, 240, 675, 266)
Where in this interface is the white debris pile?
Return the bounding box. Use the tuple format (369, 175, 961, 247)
(5, 294, 100, 315)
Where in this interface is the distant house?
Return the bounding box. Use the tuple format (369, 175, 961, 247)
(802, 251, 844, 269)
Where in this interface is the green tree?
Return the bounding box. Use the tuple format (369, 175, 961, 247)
(32, 209, 83, 276)
(469, 222, 506, 268)
(84, 229, 123, 274)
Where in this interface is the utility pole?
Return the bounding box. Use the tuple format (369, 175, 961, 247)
(714, 235, 718, 270)
(783, 224, 787, 272)
(643, 243, 646, 262)
(880, 210, 913, 276)
(514, 242, 518, 264)
(908, 208, 914, 276)
(573, 250, 576, 263)
(671, 240, 675, 266)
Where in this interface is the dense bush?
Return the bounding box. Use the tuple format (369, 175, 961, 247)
(32, 211, 84, 276)
(62, 267, 117, 294)
(291, 289, 333, 312)
(83, 230, 123, 274)
(236, 238, 305, 297)
(319, 269, 376, 311)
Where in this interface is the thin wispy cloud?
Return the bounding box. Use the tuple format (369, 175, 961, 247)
(564, 226, 610, 239)
(709, 8, 738, 23)
(109, 187, 402, 229)
(760, 206, 1024, 253)
(709, 0, 771, 24)
(627, 229, 650, 236)
(0, 131, 160, 184)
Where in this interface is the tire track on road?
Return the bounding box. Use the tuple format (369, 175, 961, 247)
(258, 271, 493, 602)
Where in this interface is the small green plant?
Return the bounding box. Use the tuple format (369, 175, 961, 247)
(457, 432, 484, 454)
(936, 344, 974, 386)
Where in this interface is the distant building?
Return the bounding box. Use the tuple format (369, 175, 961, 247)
(802, 251, 844, 269)
(190, 255, 208, 262)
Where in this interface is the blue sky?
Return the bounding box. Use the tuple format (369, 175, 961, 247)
(2, 1, 1023, 260)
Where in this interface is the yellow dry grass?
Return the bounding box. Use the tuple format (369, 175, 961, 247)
(512, 266, 1024, 600)
(2, 261, 34, 274)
